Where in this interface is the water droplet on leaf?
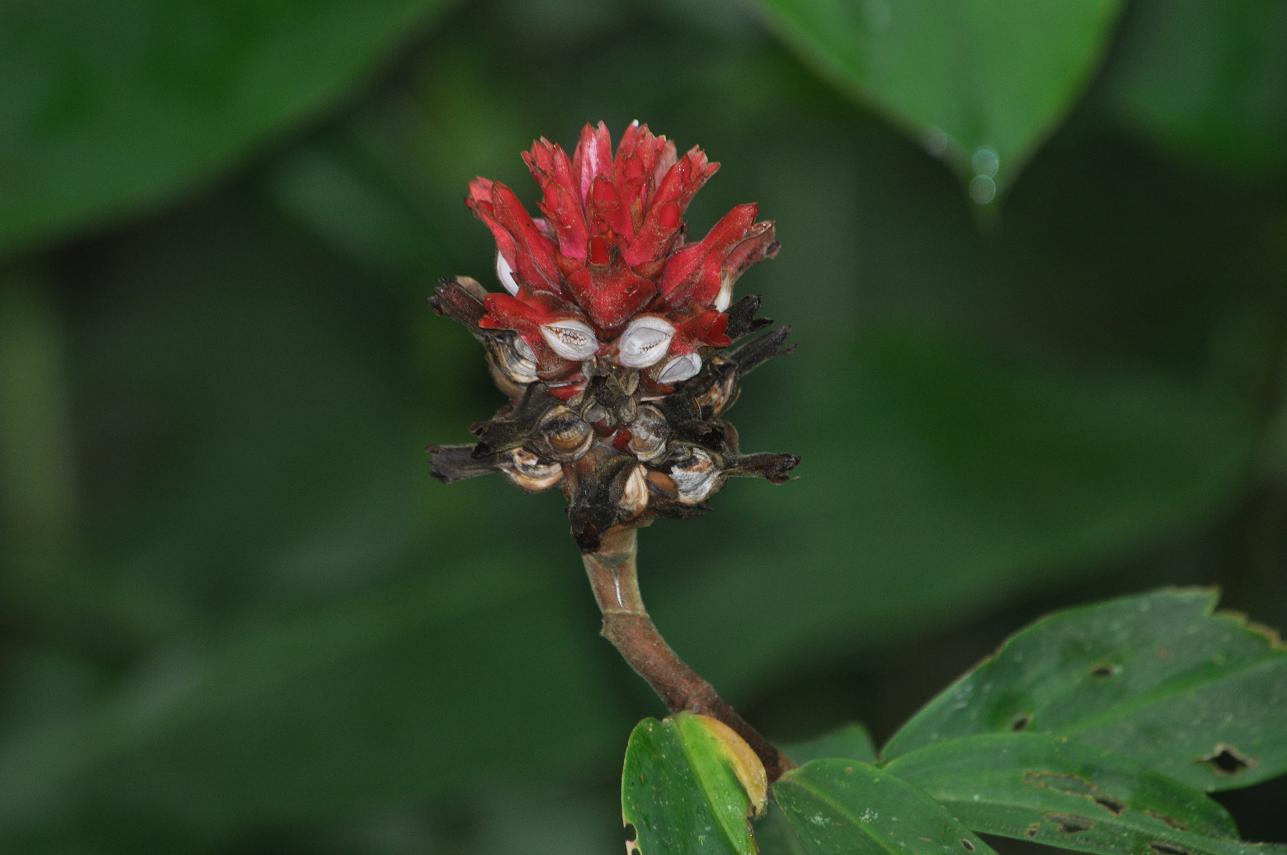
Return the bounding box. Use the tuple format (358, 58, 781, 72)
(969, 175, 997, 205)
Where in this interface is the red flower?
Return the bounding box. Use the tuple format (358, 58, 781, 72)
(467, 122, 778, 395)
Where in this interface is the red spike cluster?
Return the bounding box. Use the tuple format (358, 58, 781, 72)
(466, 121, 779, 399)
(430, 123, 797, 551)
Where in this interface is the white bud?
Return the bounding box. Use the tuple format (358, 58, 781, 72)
(496, 251, 519, 295)
(656, 352, 702, 385)
(539, 319, 599, 361)
(616, 316, 676, 368)
(714, 275, 733, 312)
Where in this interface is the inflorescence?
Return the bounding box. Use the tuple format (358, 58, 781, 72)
(429, 122, 798, 551)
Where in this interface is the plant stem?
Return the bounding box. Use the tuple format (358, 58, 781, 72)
(582, 526, 794, 781)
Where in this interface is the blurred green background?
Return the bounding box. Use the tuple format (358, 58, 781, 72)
(1, 0, 1285, 852)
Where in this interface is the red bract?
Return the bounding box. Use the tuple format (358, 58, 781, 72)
(466, 121, 778, 388)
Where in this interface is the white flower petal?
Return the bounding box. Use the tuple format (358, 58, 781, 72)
(539, 319, 599, 361)
(616, 316, 676, 368)
(656, 352, 702, 385)
(495, 251, 519, 295)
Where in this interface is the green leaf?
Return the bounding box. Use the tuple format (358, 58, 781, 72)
(886, 732, 1287, 855)
(785, 724, 877, 765)
(622, 714, 763, 855)
(773, 759, 997, 854)
(750, 0, 1122, 199)
(0, 0, 455, 258)
(1104, 0, 1287, 179)
(883, 589, 1287, 792)
(755, 730, 878, 855)
(756, 806, 810, 855)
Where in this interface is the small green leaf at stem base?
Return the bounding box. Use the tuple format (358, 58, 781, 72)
(622, 713, 767, 855)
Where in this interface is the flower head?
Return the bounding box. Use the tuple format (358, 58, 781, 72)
(430, 122, 797, 551)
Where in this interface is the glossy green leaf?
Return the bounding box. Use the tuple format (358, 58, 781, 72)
(785, 724, 877, 766)
(750, 0, 1122, 199)
(887, 733, 1287, 855)
(1105, 0, 1287, 178)
(756, 806, 809, 855)
(883, 590, 1287, 792)
(0, 0, 455, 258)
(755, 727, 878, 855)
(622, 714, 762, 855)
(773, 759, 997, 854)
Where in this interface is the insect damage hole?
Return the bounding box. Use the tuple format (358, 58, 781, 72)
(624, 822, 640, 855)
(960, 838, 975, 851)
(1048, 813, 1094, 834)
(1198, 743, 1255, 775)
(1090, 663, 1120, 678)
(1010, 713, 1032, 731)
(1093, 796, 1125, 816)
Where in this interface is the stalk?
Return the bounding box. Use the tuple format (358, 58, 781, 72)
(582, 527, 794, 781)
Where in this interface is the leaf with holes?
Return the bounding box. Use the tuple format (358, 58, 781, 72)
(785, 723, 877, 765)
(773, 759, 998, 855)
(622, 714, 767, 855)
(882, 589, 1287, 792)
(749, 0, 1122, 200)
(886, 732, 1287, 855)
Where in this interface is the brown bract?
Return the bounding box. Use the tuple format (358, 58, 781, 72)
(429, 279, 798, 551)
